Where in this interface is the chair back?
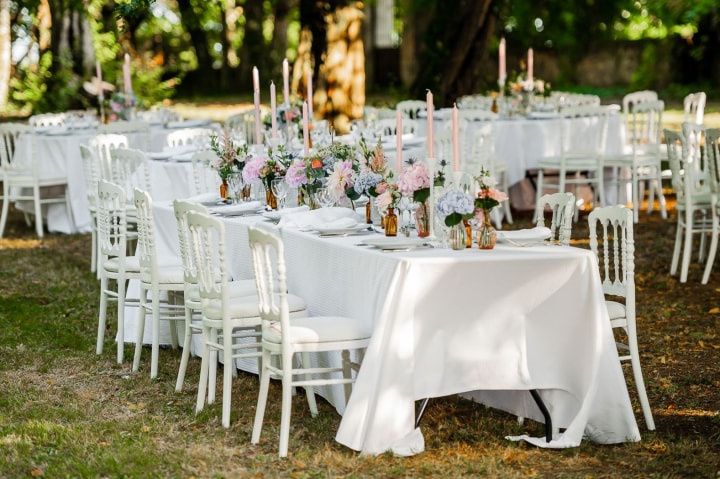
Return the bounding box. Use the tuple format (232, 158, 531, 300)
(681, 122, 706, 183)
(173, 200, 209, 287)
(0, 123, 32, 171)
(705, 129, 720, 195)
(186, 211, 227, 303)
(106, 148, 151, 197)
(683, 92, 706, 126)
(588, 205, 634, 301)
(133, 189, 159, 283)
(559, 105, 610, 163)
(80, 145, 101, 207)
(665, 129, 689, 207)
(91, 133, 129, 172)
(396, 100, 426, 120)
(248, 226, 290, 348)
(29, 113, 66, 128)
(535, 192, 574, 245)
(191, 150, 221, 196)
(167, 127, 214, 148)
(466, 122, 495, 176)
(96, 180, 128, 259)
(437, 119, 472, 172)
(628, 100, 663, 156)
(622, 90, 658, 115)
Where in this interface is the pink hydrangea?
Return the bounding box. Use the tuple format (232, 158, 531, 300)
(242, 156, 268, 183)
(374, 190, 393, 212)
(326, 160, 355, 199)
(397, 161, 430, 195)
(285, 160, 308, 188)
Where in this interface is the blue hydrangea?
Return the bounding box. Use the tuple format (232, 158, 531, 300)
(354, 170, 383, 194)
(436, 190, 475, 217)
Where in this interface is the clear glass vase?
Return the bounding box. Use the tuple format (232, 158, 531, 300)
(448, 223, 465, 250)
(477, 211, 497, 250)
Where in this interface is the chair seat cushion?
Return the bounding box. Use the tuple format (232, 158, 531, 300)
(186, 280, 257, 302)
(141, 265, 184, 285)
(605, 300, 626, 320)
(204, 293, 306, 320)
(103, 256, 140, 273)
(266, 316, 371, 344)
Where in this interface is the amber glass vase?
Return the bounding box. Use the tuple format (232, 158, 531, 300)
(384, 208, 398, 237)
(477, 210, 497, 250)
(415, 201, 430, 238)
(265, 187, 278, 209)
(219, 180, 229, 201)
(365, 202, 373, 224)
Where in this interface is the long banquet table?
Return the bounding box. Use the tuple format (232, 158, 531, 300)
(124, 202, 641, 455)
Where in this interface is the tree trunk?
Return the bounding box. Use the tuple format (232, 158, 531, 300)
(269, 0, 297, 79)
(0, 0, 10, 109)
(177, 0, 215, 85)
(239, 0, 265, 88)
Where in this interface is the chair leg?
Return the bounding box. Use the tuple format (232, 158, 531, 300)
(96, 275, 109, 355)
(670, 219, 683, 276)
(646, 178, 655, 215)
(680, 207, 694, 283)
(221, 325, 234, 428)
(0, 181, 9, 238)
(278, 353, 294, 458)
(251, 349, 272, 444)
(23, 211, 31, 227)
(702, 205, 719, 285)
(596, 167, 606, 207)
(168, 293, 179, 349)
(300, 352, 318, 417)
(116, 276, 126, 364)
(632, 170, 640, 223)
(657, 169, 667, 220)
(150, 288, 160, 379)
(208, 328, 218, 405)
(196, 325, 210, 413)
(175, 306, 194, 392)
(627, 319, 655, 430)
(341, 349, 352, 406)
(133, 286, 147, 372)
(534, 171, 544, 221)
(90, 224, 97, 273)
(503, 172, 513, 224)
(33, 185, 43, 238)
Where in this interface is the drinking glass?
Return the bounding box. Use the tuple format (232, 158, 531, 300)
(271, 177, 289, 209)
(314, 187, 335, 208)
(228, 173, 245, 204)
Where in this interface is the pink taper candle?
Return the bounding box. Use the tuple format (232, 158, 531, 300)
(252, 67, 261, 144)
(282, 58, 290, 105)
(499, 38, 506, 84)
(270, 81, 278, 138)
(96, 61, 104, 101)
(396, 110, 403, 172)
(527, 48, 534, 84)
(426, 90, 434, 158)
(302, 101, 310, 155)
(123, 53, 131, 95)
(452, 103, 460, 172)
(306, 69, 313, 119)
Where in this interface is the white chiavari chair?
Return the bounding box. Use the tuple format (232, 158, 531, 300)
(589, 205, 655, 430)
(80, 144, 102, 272)
(535, 192, 574, 245)
(172, 200, 257, 391)
(90, 133, 129, 172)
(396, 100, 426, 120)
(190, 150, 221, 196)
(605, 100, 666, 223)
(536, 105, 609, 220)
(225, 111, 254, 143)
(248, 225, 370, 457)
(186, 212, 308, 428)
(105, 148, 151, 198)
(701, 129, 720, 284)
(98, 120, 151, 151)
(167, 128, 214, 149)
(130, 189, 186, 379)
(96, 180, 138, 363)
(0, 123, 69, 238)
(683, 92, 706, 126)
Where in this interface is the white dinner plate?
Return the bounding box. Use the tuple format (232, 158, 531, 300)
(360, 237, 427, 250)
(148, 151, 173, 161)
(314, 224, 368, 235)
(212, 207, 264, 217)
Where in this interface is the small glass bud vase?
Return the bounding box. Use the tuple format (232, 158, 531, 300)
(365, 201, 373, 224)
(415, 201, 430, 238)
(448, 223, 465, 250)
(241, 185, 252, 201)
(220, 179, 229, 202)
(464, 219, 472, 248)
(477, 210, 497, 250)
(265, 186, 278, 210)
(384, 208, 398, 237)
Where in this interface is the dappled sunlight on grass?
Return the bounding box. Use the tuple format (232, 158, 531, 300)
(0, 237, 47, 250)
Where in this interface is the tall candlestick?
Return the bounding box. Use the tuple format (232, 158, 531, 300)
(452, 103, 460, 172)
(252, 66, 260, 92)
(282, 58, 290, 105)
(302, 101, 310, 155)
(306, 69, 313, 119)
(252, 67, 261, 144)
(499, 38, 506, 85)
(527, 48, 534, 84)
(123, 53, 132, 95)
(426, 90, 434, 158)
(270, 81, 278, 139)
(396, 110, 403, 173)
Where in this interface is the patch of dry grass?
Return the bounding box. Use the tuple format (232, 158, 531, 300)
(0, 204, 719, 478)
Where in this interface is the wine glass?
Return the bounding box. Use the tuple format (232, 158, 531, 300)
(271, 177, 289, 209)
(314, 187, 335, 209)
(228, 173, 245, 204)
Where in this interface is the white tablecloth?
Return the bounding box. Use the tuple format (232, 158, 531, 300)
(13, 127, 171, 233)
(124, 204, 640, 454)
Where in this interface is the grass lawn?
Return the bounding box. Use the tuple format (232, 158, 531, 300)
(0, 204, 719, 478)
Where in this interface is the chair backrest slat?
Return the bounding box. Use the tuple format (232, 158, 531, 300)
(173, 200, 208, 286)
(133, 189, 158, 281)
(589, 205, 634, 298)
(167, 128, 214, 148)
(96, 180, 127, 259)
(535, 192, 574, 245)
(186, 211, 226, 301)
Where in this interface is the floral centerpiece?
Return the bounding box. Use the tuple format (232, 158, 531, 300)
(242, 145, 291, 209)
(263, 99, 304, 139)
(397, 159, 431, 237)
(107, 92, 139, 121)
(504, 73, 551, 115)
(354, 138, 392, 223)
(436, 189, 475, 249)
(374, 181, 401, 236)
(209, 130, 249, 200)
(294, 142, 358, 207)
(473, 168, 508, 250)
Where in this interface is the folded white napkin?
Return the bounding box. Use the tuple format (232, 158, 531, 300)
(278, 206, 362, 229)
(209, 201, 262, 215)
(497, 226, 552, 242)
(186, 192, 218, 204)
